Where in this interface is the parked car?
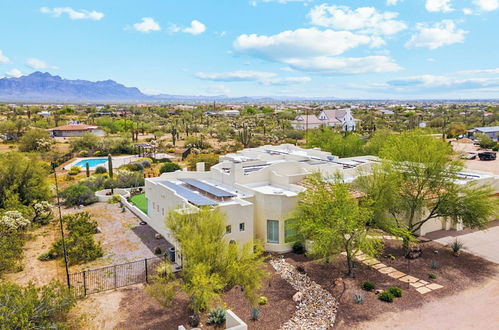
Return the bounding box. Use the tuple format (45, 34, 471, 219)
(478, 152, 497, 161)
(461, 152, 477, 160)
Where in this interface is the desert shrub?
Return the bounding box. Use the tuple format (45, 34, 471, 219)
(68, 166, 81, 176)
(0, 229, 25, 276)
(207, 307, 226, 325)
(160, 162, 181, 174)
(46, 212, 102, 265)
(353, 293, 363, 304)
(428, 273, 437, 279)
(361, 281, 376, 292)
(450, 239, 464, 254)
(93, 150, 103, 156)
(258, 296, 268, 305)
(0, 210, 31, 231)
(78, 150, 89, 157)
(292, 241, 305, 254)
(388, 286, 402, 297)
(95, 166, 107, 174)
(0, 280, 76, 329)
(141, 160, 151, 168)
(18, 129, 52, 152)
(38, 252, 55, 261)
(32, 200, 53, 225)
(154, 247, 162, 255)
(145, 270, 180, 307)
(251, 307, 260, 321)
(127, 162, 144, 172)
(60, 184, 97, 206)
(475, 133, 495, 149)
(378, 291, 394, 302)
(431, 259, 439, 269)
(108, 194, 121, 204)
(186, 153, 219, 171)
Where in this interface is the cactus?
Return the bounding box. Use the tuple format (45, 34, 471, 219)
(251, 307, 260, 321)
(171, 127, 178, 146)
(354, 293, 363, 304)
(85, 162, 90, 177)
(108, 154, 114, 194)
(237, 125, 253, 148)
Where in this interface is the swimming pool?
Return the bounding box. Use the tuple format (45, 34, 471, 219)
(74, 158, 108, 168)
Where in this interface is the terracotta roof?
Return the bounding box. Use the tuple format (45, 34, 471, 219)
(48, 124, 98, 131)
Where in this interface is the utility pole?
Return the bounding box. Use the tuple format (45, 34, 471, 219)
(52, 163, 71, 289)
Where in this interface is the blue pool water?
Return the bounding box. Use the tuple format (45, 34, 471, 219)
(75, 158, 108, 168)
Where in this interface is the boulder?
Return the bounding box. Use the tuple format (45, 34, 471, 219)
(293, 291, 304, 302)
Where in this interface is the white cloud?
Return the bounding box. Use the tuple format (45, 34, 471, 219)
(25, 58, 58, 70)
(0, 50, 10, 64)
(386, 0, 403, 5)
(234, 27, 381, 60)
(203, 84, 231, 95)
(40, 7, 104, 20)
(183, 20, 206, 35)
(282, 56, 402, 74)
(170, 20, 206, 35)
(474, 0, 499, 11)
(387, 74, 499, 90)
(458, 68, 499, 74)
(196, 70, 311, 85)
(6, 68, 22, 78)
(132, 17, 161, 33)
(463, 8, 474, 14)
(308, 5, 407, 35)
(405, 20, 466, 49)
(425, 0, 453, 13)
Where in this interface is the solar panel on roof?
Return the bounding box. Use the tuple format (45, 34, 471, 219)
(160, 181, 218, 206)
(179, 178, 235, 198)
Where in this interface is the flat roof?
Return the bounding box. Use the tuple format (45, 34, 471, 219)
(179, 178, 235, 198)
(159, 181, 218, 206)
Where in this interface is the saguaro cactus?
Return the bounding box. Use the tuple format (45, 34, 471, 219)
(237, 125, 253, 148)
(108, 154, 114, 194)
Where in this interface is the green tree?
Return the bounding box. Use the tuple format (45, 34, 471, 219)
(0, 280, 76, 328)
(159, 162, 181, 174)
(18, 129, 52, 152)
(153, 208, 267, 314)
(356, 130, 498, 238)
(292, 173, 382, 277)
(0, 152, 51, 209)
(306, 127, 366, 157)
(475, 133, 495, 148)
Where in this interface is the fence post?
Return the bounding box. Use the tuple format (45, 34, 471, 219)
(83, 271, 87, 297)
(114, 265, 117, 289)
(145, 258, 149, 283)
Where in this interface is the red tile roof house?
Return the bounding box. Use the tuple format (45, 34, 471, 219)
(48, 124, 105, 137)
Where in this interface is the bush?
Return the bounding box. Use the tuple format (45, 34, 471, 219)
(141, 160, 151, 168)
(93, 150, 102, 156)
(47, 212, 103, 265)
(207, 307, 226, 325)
(95, 166, 107, 174)
(108, 194, 121, 204)
(68, 166, 81, 176)
(450, 239, 464, 255)
(160, 162, 181, 174)
(361, 281, 376, 292)
(154, 247, 162, 255)
(378, 291, 394, 302)
(186, 153, 219, 171)
(38, 251, 55, 261)
(387, 286, 402, 297)
(60, 184, 97, 206)
(127, 162, 144, 172)
(0, 281, 76, 329)
(258, 296, 268, 305)
(79, 150, 89, 157)
(292, 241, 305, 254)
(428, 273, 437, 279)
(353, 293, 363, 304)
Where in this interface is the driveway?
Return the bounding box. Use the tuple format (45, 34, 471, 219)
(432, 225, 499, 264)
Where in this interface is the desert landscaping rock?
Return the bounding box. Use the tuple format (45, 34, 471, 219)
(271, 258, 338, 330)
(416, 287, 433, 294)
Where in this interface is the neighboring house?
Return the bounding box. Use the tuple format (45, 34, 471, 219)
(140, 144, 498, 256)
(222, 110, 240, 117)
(291, 109, 358, 131)
(48, 124, 105, 137)
(468, 126, 499, 142)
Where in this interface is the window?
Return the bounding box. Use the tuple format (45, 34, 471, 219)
(267, 220, 279, 244)
(239, 222, 245, 232)
(285, 219, 297, 243)
(226, 225, 232, 234)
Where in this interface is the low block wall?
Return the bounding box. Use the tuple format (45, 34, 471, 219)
(120, 194, 150, 223)
(95, 188, 130, 202)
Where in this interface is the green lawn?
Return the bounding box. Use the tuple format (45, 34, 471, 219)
(130, 193, 148, 214)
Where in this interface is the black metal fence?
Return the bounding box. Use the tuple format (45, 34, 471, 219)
(69, 256, 165, 298)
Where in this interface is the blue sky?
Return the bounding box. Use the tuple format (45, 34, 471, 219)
(1, 0, 499, 99)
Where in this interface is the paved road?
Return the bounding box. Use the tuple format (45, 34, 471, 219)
(357, 270, 499, 330)
(434, 226, 499, 264)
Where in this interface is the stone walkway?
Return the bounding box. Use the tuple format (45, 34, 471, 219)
(344, 252, 444, 294)
(270, 258, 338, 330)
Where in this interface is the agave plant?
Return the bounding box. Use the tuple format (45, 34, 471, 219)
(450, 239, 465, 256)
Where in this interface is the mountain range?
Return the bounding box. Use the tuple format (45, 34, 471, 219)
(0, 72, 328, 103)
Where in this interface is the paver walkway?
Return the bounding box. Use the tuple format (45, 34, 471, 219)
(270, 258, 338, 330)
(342, 252, 444, 294)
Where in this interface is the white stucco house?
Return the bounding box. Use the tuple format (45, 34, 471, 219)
(48, 123, 105, 137)
(139, 144, 498, 256)
(292, 109, 358, 131)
